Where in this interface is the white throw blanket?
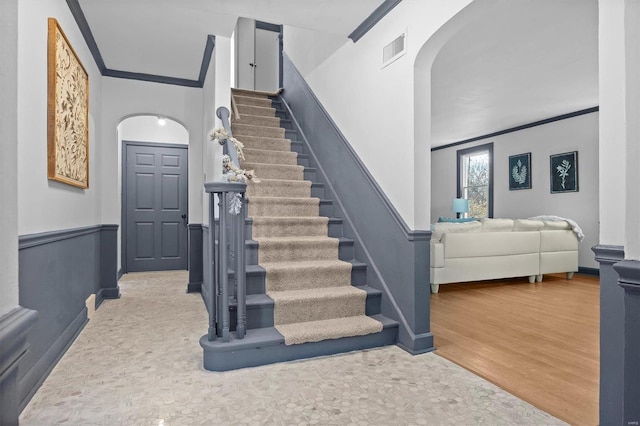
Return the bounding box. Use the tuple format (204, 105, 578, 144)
(528, 215, 585, 242)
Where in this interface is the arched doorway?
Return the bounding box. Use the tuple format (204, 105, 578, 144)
(118, 115, 190, 272)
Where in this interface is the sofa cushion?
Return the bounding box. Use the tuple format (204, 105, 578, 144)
(442, 231, 540, 258)
(542, 220, 571, 230)
(540, 230, 579, 251)
(430, 221, 482, 242)
(480, 218, 514, 232)
(514, 219, 544, 231)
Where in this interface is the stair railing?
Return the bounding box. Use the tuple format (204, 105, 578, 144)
(204, 106, 247, 342)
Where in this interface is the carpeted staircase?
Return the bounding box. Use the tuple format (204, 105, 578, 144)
(200, 88, 398, 370)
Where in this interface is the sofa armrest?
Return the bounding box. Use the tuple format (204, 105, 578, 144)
(430, 241, 444, 268)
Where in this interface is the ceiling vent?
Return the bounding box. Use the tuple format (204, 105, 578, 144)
(382, 32, 406, 68)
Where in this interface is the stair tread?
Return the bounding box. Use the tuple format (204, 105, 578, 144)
(269, 285, 365, 300)
(242, 162, 303, 169)
(260, 259, 353, 270)
(244, 147, 297, 156)
(254, 236, 338, 243)
(247, 196, 319, 203)
(252, 216, 328, 223)
(275, 315, 384, 345)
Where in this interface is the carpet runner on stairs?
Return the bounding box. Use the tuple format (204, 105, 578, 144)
(231, 89, 383, 345)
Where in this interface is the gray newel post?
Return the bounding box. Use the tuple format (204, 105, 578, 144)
(205, 182, 247, 343)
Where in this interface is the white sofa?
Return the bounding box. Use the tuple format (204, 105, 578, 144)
(430, 218, 579, 293)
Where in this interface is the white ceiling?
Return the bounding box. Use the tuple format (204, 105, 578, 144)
(431, 0, 599, 147)
(79, 0, 384, 80)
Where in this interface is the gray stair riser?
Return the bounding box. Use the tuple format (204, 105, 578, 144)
(303, 168, 316, 181)
(328, 219, 343, 238)
(296, 155, 310, 167)
(311, 183, 325, 198)
(275, 111, 287, 119)
(229, 302, 273, 331)
(319, 199, 333, 217)
(291, 141, 304, 154)
(200, 320, 398, 372)
(285, 129, 298, 139)
(226, 288, 382, 331)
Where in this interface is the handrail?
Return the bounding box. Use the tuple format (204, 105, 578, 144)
(230, 93, 241, 121)
(216, 106, 240, 168)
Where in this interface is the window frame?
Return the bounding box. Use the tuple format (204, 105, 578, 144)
(456, 142, 494, 218)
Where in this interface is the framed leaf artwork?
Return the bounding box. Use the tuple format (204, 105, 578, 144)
(509, 152, 531, 190)
(550, 151, 579, 193)
(47, 18, 89, 188)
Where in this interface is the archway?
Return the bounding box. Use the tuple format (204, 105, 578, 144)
(117, 115, 189, 273)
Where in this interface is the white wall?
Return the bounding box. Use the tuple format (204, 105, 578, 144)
(284, 0, 473, 229)
(431, 113, 600, 268)
(0, 0, 19, 316)
(599, 0, 627, 249)
(119, 116, 188, 144)
(282, 26, 348, 78)
(17, 0, 104, 235)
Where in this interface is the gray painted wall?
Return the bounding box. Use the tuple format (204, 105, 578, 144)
(17, 225, 119, 410)
(431, 112, 599, 269)
(594, 245, 625, 425)
(282, 54, 432, 353)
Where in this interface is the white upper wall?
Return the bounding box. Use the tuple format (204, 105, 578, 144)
(119, 116, 188, 145)
(101, 77, 204, 233)
(431, 112, 600, 268)
(284, 0, 473, 229)
(1, 0, 19, 315)
(283, 26, 348, 77)
(17, 0, 103, 236)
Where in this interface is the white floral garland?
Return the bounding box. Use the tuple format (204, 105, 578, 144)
(209, 128, 245, 160)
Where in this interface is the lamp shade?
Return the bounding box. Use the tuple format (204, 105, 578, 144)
(452, 198, 469, 214)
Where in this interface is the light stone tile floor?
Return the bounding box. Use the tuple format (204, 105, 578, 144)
(20, 271, 565, 425)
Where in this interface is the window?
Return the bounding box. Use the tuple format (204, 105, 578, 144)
(457, 143, 493, 218)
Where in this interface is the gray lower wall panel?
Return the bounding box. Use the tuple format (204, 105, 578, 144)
(0, 306, 38, 425)
(593, 244, 625, 426)
(188, 224, 203, 293)
(17, 225, 119, 411)
(612, 259, 640, 424)
(282, 53, 432, 353)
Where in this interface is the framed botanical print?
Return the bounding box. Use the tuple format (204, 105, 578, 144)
(550, 151, 578, 193)
(47, 18, 89, 188)
(509, 152, 531, 190)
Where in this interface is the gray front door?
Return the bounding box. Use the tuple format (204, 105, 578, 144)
(124, 142, 188, 272)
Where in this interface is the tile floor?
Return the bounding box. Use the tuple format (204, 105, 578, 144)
(20, 271, 564, 425)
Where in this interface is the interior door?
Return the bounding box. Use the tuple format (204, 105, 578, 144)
(235, 18, 280, 91)
(124, 142, 188, 272)
(255, 28, 279, 92)
(236, 18, 256, 90)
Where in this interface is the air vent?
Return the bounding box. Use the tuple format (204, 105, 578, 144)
(382, 32, 406, 68)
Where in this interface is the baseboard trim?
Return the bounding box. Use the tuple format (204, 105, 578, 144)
(95, 287, 121, 309)
(395, 331, 435, 355)
(578, 267, 600, 276)
(187, 282, 202, 293)
(18, 307, 88, 411)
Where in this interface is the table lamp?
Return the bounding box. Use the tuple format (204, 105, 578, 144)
(452, 198, 469, 218)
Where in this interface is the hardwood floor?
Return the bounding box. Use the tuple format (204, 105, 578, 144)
(430, 274, 599, 426)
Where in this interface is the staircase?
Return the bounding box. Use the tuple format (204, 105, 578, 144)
(200, 89, 398, 371)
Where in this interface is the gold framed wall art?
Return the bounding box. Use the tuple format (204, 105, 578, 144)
(47, 17, 89, 188)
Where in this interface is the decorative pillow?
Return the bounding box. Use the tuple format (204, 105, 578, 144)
(543, 220, 571, 230)
(431, 221, 482, 242)
(480, 218, 514, 232)
(514, 219, 544, 231)
(438, 217, 477, 223)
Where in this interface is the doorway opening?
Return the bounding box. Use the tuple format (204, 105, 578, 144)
(119, 115, 189, 273)
(235, 18, 282, 92)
